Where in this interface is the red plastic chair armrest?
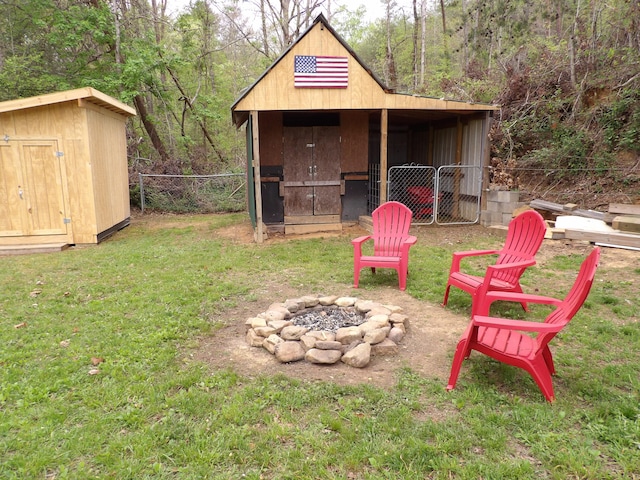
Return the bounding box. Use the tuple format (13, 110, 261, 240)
(477, 291, 563, 316)
(472, 315, 565, 333)
(352, 235, 372, 246)
(450, 249, 499, 272)
(403, 235, 418, 247)
(352, 235, 372, 257)
(486, 258, 536, 273)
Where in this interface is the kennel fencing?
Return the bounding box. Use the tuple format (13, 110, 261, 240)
(368, 164, 482, 225)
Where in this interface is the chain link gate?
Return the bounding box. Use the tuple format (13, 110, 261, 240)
(434, 165, 482, 225)
(388, 165, 438, 225)
(387, 165, 482, 225)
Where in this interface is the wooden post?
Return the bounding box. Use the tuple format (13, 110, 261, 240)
(427, 125, 434, 166)
(453, 116, 463, 217)
(380, 109, 388, 204)
(480, 111, 493, 211)
(251, 110, 264, 243)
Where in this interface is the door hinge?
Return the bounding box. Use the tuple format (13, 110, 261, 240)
(63, 218, 71, 224)
(55, 151, 64, 157)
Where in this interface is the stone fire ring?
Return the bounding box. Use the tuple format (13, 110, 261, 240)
(245, 295, 408, 368)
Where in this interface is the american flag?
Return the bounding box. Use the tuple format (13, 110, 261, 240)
(294, 55, 348, 88)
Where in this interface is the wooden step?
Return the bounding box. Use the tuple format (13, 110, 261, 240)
(285, 223, 342, 235)
(0, 243, 70, 256)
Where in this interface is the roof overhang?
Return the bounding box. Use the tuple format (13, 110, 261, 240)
(0, 87, 136, 117)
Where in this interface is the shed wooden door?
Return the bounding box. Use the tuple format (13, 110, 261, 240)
(283, 126, 341, 217)
(0, 140, 68, 237)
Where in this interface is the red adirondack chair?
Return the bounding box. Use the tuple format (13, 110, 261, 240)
(442, 210, 547, 315)
(446, 247, 601, 402)
(352, 201, 417, 291)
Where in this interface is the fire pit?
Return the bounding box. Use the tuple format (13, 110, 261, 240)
(245, 295, 408, 368)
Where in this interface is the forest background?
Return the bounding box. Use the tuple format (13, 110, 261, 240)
(1, 0, 638, 210)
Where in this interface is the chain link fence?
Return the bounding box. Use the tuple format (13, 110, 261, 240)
(372, 164, 483, 225)
(137, 173, 246, 214)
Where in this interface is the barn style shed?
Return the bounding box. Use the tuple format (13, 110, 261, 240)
(0, 87, 136, 253)
(232, 14, 498, 241)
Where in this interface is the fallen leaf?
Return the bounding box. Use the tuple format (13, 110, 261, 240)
(91, 357, 104, 366)
(29, 289, 42, 297)
(88, 368, 100, 375)
(63, 291, 70, 296)
(60, 339, 70, 348)
(14, 322, 27, 329)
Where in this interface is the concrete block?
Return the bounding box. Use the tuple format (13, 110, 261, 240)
(488, 190, 520, 204)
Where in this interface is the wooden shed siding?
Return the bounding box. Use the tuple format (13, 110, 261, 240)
(340, 111, 368, 172)
(258, 111, 283, 167)
(234, 23, 384, 112)
(86, 108, 130, 235)
(0, 89, 133, 247)
(233, 24, 495, 116)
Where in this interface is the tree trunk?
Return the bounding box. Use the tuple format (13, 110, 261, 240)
(133, 94, 170, 165)
(260, 0, 270, 57)
(439, 0, 449, 70)
(385, 1, 397, 88)
(420, 0, 426, 86)
(412, 0, 418, 90)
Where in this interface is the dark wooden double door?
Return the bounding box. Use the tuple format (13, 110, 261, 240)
(283, 126, 341, 218)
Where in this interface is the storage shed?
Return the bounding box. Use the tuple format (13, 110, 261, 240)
(0, 87, 136, 252)
(232, 14, 499, 242)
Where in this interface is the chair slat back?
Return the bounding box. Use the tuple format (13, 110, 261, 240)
(536, 247, 601, 351)
(494, 210, 547, 283)
(372, 202, 413, 257)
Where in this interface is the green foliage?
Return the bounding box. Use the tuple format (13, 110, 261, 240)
(600, 89, 640, 154)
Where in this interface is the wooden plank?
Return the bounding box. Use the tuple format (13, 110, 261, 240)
(313, 126, 341, 215)
(251, 111, 264, 243)
(0, 242, 69, 255)
(344, 174, 368, 180)
(283, 180, 341, 187)
(340, 111, 368, 172)
(609, 203, 640, 216)
(285, 215, 340, 224)
(564, 229, 640, 249)
(612, 215, 640, 233)
(285, 223, 342, 235)
(530, 199, 606, 220)
(380, 109, 388, 203)
(258, 111, 283, 167)
(283, 127, 313, 216)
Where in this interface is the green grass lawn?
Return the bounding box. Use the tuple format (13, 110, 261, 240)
(1, 213, 639, 479)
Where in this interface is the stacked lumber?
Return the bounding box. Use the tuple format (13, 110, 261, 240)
(529, 200, 640, 250)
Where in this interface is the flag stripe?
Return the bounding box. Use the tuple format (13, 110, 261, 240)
(294, 55, 348, 88)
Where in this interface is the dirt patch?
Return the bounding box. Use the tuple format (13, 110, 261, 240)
(194, 283, 469, 389)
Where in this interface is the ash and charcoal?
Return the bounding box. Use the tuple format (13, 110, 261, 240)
(291, 306, 365, 333)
